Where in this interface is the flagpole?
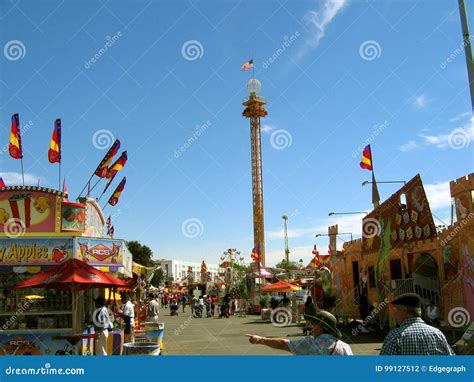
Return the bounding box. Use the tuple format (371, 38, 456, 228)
(97, 190, 106, 203)
(20, 157, 25, 186)
(78, 174, 95, 198)
(58, 162, 61, 191)
(369, 145, 380, 208)
(89, 178, 102, 193)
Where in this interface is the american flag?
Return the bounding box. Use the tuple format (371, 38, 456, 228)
(242, 59, 254, 71)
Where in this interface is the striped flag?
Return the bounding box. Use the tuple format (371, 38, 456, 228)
(107, 151, 127, 178)
(360, 145, 373, 171)
(9, 113, 23, 159)
(48, 119, 61, 163)
(242, 59, 254, 71)
(251, 244, 260, 263)
(94, 139, 120, 178)
(107, 177, 126, 206)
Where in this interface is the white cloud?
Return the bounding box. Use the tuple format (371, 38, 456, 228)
(399, 140, 418, 152)
(261, 124, 274, 134)
(420, 121, 473, 148)
(449, 111, 471, 123)
(424, 181, 451, 211)
(412, 94, 430, 109)
(300, 0, 347, 55)
(0, 172, 39, 186)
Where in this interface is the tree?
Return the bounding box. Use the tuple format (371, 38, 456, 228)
(275, 259, 303, 270)
(126, 240, 154, 266)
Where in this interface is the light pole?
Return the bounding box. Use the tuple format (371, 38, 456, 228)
(315, 232, 354, 241)
(362, 180, 406, 187)
(328, 211, 368, 217)
(282, 215, 290, 262)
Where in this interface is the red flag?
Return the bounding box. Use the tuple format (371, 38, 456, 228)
(359, 145, 373, 171)
(9, 113, 23, 159)
(251, 244, 260, 263)
(107, 151, 127, 178)
(48, 119, 61, 163)
(95, 139, 120, 178)
(0, 177, 6, 188)
(201, 261, 207, 273)
(107, 177, 126, 206)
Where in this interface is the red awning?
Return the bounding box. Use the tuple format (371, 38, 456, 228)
(15, 259, 131, 291)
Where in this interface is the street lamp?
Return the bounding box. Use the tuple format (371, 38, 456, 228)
(362, 180, 406, 187)
(328, 211, 368, 216)
(315, 232, 354, 241)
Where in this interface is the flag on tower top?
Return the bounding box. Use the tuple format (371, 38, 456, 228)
(360, 145, 373, 171)
(242, 59, 254, 71)
(9, 113, 23, 159)
(48, 119, 61, 163)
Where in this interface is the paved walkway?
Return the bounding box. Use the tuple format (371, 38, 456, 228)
(158, 308, 384, 355)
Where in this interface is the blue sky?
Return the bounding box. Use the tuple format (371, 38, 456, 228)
(0, 0, 473, 266)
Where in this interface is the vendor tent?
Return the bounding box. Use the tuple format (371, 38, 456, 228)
(262, 280, 301, 293)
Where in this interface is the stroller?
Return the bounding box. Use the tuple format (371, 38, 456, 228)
(170, 301, 179, 316)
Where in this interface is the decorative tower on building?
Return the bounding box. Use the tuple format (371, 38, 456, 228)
(243, 79, 267, 267)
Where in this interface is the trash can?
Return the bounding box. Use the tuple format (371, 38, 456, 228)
(142, 322, 165, 351)
(123, 342, 160, 356)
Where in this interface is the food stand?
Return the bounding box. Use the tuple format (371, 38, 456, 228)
(0, 186, 133, 355)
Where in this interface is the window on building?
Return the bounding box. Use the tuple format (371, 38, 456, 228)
(368, 266, 376, 288)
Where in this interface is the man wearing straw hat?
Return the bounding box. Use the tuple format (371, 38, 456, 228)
(246, 310, 353, 355)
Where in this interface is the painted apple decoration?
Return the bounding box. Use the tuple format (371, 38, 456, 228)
(62, 209, 75, 222)
(52, 247, 67, 263)
(77, 211, 85, 223)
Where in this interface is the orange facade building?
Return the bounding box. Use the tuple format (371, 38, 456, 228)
(329, 173, 474, 327)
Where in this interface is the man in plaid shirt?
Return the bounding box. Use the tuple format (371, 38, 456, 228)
(380, 293, 454, 355)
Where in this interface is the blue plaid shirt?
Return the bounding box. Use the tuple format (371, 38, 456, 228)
(380, 317, 454, 355)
